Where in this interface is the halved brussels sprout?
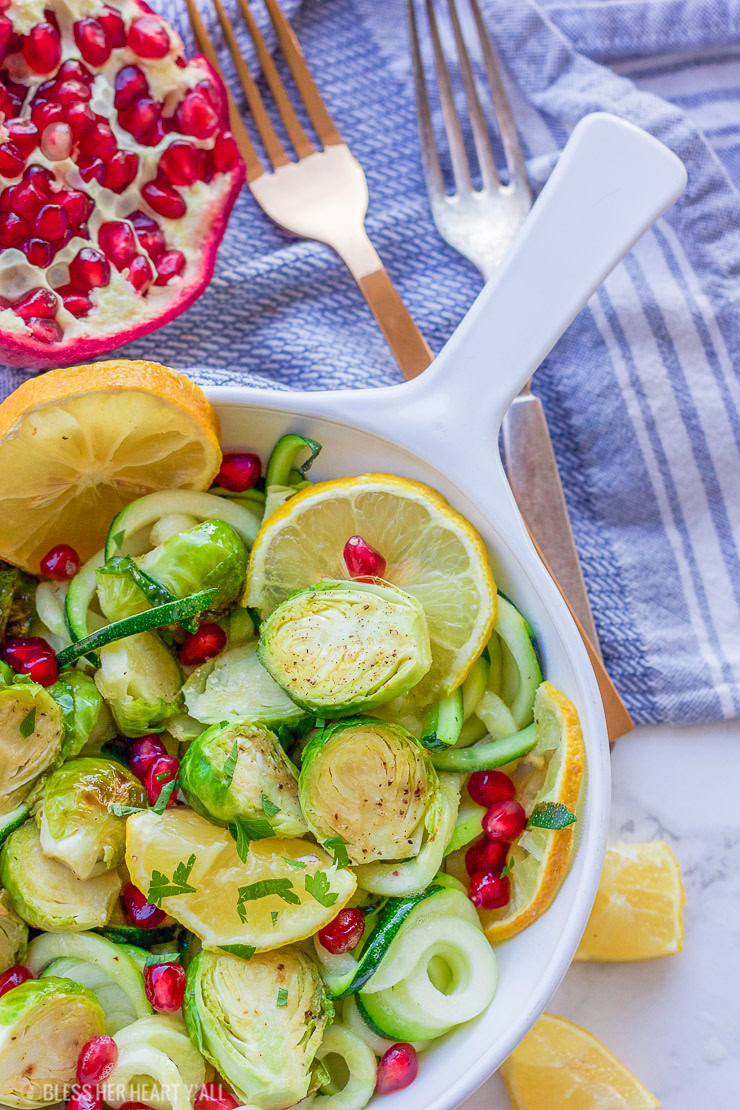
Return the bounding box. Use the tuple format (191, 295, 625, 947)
(38, 758, 146, 880)
(0, 821, 121, 932)
(0, 562, 36, 641)
(182, 642, 307, 728)
(299, 718, 438, 864)
(258, 581, 432, 717)
(94, 632, 182, 737)
(0, 888, 28, 973)
(180, 722, 306, 837)
(49, 670, 115, 760)
(96, 520, 248, 622)
(0, 977, 105, 1108)
(184, 948, 332, 1110)
(0, 680, 64, 815)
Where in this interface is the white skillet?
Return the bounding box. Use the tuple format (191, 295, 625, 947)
(205, 114, 687, 1110)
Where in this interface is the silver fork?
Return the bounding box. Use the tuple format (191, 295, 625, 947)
(409, 0, 634, 739)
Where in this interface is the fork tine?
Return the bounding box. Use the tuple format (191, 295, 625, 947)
(211, 0, 289, 169)
(236, 0, 315, 159)
(262, 0, 342, 148)
(468, 0, 530, 191)
(406, 0, 445, 201)
(446, 0, 498, 190)
(424, 0, 473, 195)
(183, 0, 264, 181)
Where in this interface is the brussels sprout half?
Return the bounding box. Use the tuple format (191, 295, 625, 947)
(0, 681, 64, 815)
(94, 632, 182, 737)
(49, 670, 115, 760)
(0, 821, 121, 932)
(182, 642, 307, 729)
(0, 888, 28, 973)
(184, 949, 332, 1110)
(39, 758, 147, 880)
(180, 722, 306, 838)
(299, 718, 439, 865)
(258, 581, 432, 717)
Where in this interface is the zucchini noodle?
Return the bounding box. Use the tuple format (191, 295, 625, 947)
(312, 1026, 377, 1110)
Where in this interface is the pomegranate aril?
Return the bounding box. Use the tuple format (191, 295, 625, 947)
(130, 211, 166, 261)
(118, 98, 161, 145)
(5, 121, 39, 159)
(122, 882, 166, 929)
(77, 156, 106, 185)
(98, 221, 138, 270)
(0, 14, 11, 56)
(23, 21, 61, 74)
(33, 204, 68, 242)
(25, 163, 54, 191)
(99, 7, 126, 48)
(0, 143, 23, 178)
(105, 150, 139, 193)
(343, 535, 386, 579)
(128, 254, 153, 293)
(215, 453, 261, 492)
(114, 66, 149, 111)
(467, 770, 516, 808)
(59, 287, 92, 318)
(31, 99, 64, 130)
(79, 121, 117, 161)
(128, 16, 171, 59)
(142, 178, 186, 219)
(0, 965, 34, 998)
(69, 248, 111, 291)
(60, 190, 93, 227)
(176, 89, 218, 139)
(39, 542, 80, 580)
(54, 79, 92, 104)
(376, 1044, 418, 1094)
(178, 623, 226, 667)
(0, 212, 29, 248)
(155, 249, 186, 286)
(193, 1083, 239, 1110)
(27, 650, 59, 685)
(22, 238, 54, 267)
(14, 287, 58, 320)
(144, 962, 186, 1013)
(317, 908, 365, 954)
(67, 1086, 103, 1110)
(482, 799, 527, 843)
(145, 753, 179, 806)
(41, 122, 73, 162)
(76, 1035, 118, 1086)
(57, 60, 93, 84)
(160, 141, 202, 187)
(212, 134, 239, 173)
(1, 636, 54, 670)
(468, 869, 511, 910)
(65, 102, 96, 141)
(465, 836, 509, 877)
(10, 179, 46, 221)
(74, 18, 112, 67)
(129, 735, 168, 781)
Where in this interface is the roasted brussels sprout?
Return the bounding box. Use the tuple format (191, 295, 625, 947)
(0, 977, 105, 1107)
(180, 722, 306, 837)
(0, 562, 36, 641)
(184, 948, 332, 1110)
(96, 520, 248, 622)
(0, 679, 64, 815)
(182, 642, 307, 728)
(49, 670, 115, 760)
(299, 718, 438, 864)
(38, 758, 146, 880)
(0, 821, 121, 932)
(0, 887, 27, 973)
(94, 632, 182, 736)
(258, 581, 432, 717)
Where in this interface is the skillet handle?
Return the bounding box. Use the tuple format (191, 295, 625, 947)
(418, 113, 686, 426)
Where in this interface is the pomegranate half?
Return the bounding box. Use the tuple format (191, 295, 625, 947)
(0, 0, 244, 369)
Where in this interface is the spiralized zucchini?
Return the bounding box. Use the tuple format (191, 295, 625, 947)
(311, 1026, 377, 1110)
(103, 1014, 209, 1110)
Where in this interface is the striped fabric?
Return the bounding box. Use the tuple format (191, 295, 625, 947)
(1, 0, 738, 723)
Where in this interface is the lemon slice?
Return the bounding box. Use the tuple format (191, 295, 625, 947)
(125, 808, 356, 953)
(501, 1012, 660, 1109)
(0, 360, 222, 572)
(575, 842, 685, 962)
(245, 474, 497, 697)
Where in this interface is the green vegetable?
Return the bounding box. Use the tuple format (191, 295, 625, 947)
(49, 670, 114, 759)
(93, 631, 183, 736)
(420, 687, 464, 751)
(312, 1025, 377, 1110)
(184, 948, 332, 1110)
(430, 722, 537, 772)
(528, 802, 577, 829)
(182, 641, 307, 728)
(179, 722, 306, 837)
(258, 580, 432, 717)
(265, 434, 322, 488)
(461, 647, 490, 720)
(494, 594, 543, 729)
(105, 489, 259, 561)
(38, 758, 146, 880)
(299, 718, 437, 865)
(64, 549, 105, 666)
(0, 681, 64, 815)
(0, 562, 36, 641)
(0, 888, 27, 974)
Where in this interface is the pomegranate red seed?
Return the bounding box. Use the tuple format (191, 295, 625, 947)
(155, 249, 186, 286)
(0, 14, 11, 55)
(0, 143, 23, 178)
(467, 770, 516, 808)
(317, 908, 365, 954)
(26, 163, 54, 188)
(74, 18, 111, 67)
(40, 121, 73, 161)
(25, 317, 63, 343)
(66, 1086, 103, 1110)
(22, 238, 54, 267)
(69, 248, 111, 290)
(59, 190, 93, 226)
(27, 651, 59, 686)
(0, 965, 34, 998)
(5, 120, 38, 158)
(128, 254, 153, 293)
(0, 212, 28, 247)
(104, 150, 139, 193)
(144, 962, 186, 1013)
(376, 1044, 418, 1094)
(128, 16, 171, 59)
(215, 452, 261, 492)
(33, 204, 68, 242)
(77, 156, 106, 185)
(39, 543, 81, 580)
(482, 799, 527, 843)
(1, 637, 54, 670)
(193, 1084, 240, 1110)
(57, 59, 93, 84)
(145, 753, 179, 806)
(59, 287, 92, 318)
(23, 21, 61, 74)
(176, 89, 218, 139)
(468, 869, 511, 910)
(119, 1104, 155, 1110)
(14, 287, 58, 321)
(160, 141, 201, 187)
(65, 102, 96, 140)
(114, 65, 149, 111)
(122, 882, 166, 929)
(129, 735, 167, 781)
(343, 535, 386, 579)
(178, 623, 226, 667)
(141, 178, 186, 219)
(9, 180, 45, 221)
(465, 836, 509, 876)
(76, 1036, 118, 1086)
(31, 99, 64, 130)
(54, 79, 92, 104)
(98, 221, 137, 270)
(79, 121, 117, 160)
(99, 7, 126, 47)
(118, 97, 161, 145)
(212, 134, 239, 173)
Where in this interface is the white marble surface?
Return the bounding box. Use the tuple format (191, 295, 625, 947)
(462, 717, 740, 1110)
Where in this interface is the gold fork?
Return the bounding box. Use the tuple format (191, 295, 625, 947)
(185, 0, 433, 381)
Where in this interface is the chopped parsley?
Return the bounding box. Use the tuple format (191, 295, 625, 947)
(228, 816, 275, 862)
(276, 987, 288, 1007)
(527, 802, 577, 830)
(19, 708, 35, 738)
(324, 836, 349, 870)
(304, 870, 338, 908)
(222, 740, 239, 787)
(148, 854, 197, 906)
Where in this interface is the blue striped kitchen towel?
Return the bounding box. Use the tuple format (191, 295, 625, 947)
(1, 0, 738, 725)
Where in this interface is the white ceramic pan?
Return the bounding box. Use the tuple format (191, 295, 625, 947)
(206, 114, 686, 1110)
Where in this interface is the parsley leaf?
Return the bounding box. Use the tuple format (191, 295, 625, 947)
(276, 987, 288, 1007)
(528, 802, 577, 830)
(271, 911, 279, 927)
(283, 857, 306, 869)
(218, 943, 256, 961)
(237, 878, 299, 910)
(228, 816, 275, 862)
(324, 836, 349, 870)
(152, 777, 179, 814)
(304, 870, 338, 908)
(222, 740, 239, 787)
(500, 859, 514, 879)
(148, 854, 197, 906)
(154, 769, 170, 782)
(261, 793, 280, 818)
(108, 803, 146, 817)
(145, 951, 180, 967)
(19, 708, 35, 739)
